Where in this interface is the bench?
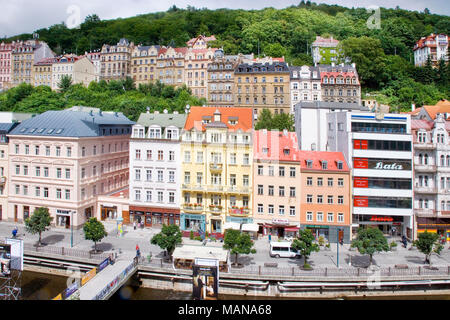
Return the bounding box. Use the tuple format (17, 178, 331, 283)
(264, 262, 278, 268)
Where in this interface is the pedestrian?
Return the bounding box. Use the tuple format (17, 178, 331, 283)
(133, 221, 136, 230)
(12, 227, 17, 238)
(136, 244, 141, 258)
(268, 233, 272, 243)
(141, 221, 144, 229)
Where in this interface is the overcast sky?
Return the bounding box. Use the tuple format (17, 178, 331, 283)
(1, 0, 449, 38)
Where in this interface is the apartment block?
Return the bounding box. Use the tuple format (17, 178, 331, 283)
(131, 45, 160, 85)
(100, 38, 134, 81)
(413, 33, 449, 67)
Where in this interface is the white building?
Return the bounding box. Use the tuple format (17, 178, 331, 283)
(129, 110, 187, 228)
(327, 111, 414, 240)
(52, 55, 96, 90)
(294, 101, 368, 151)
(413, 33, 449, 67)
(412, 114, 450, 241)
(289, 65, 321, 114)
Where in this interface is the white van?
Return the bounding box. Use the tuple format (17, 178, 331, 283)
(269, 242, 301, 258)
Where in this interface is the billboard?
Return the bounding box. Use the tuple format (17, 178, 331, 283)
(0, 244, 11, 278)
(192, 259, 219, 300)
(81, 267, 97, 286)
(6, 238, 24, 271)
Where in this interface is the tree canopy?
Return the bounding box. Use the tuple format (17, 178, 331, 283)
(150, 224, 183, 259)
(291, 229, 320, 267)
(223, 229, 256, 265)
(24, 207, 53, 246)
(83, 217, 108, 253)
(351, 227, 389, 266)
(413, 231, 444, 265)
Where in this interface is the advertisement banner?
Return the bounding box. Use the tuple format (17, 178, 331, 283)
(353, 158, 368, 169)
(0, 244, 11, 278)
(353, 177, 369, 188)
(354, 196, 369, 207)
(353, 158, 411, 170)
(192, 263, 219, 300)
(81, 268, 97, 286)
(6, 238, 23, 271)
(63, 281, 78, 299)
(52, 293, 63, 300)
(97, 257, 110, 273)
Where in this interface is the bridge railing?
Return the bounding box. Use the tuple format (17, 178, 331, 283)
(93, 259, 139, 300)
(24, 243, 110, 261)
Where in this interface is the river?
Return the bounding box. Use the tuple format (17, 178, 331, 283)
(20, 271, 450, 300)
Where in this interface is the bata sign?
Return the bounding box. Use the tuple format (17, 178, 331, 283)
(374, 162, 403, 170)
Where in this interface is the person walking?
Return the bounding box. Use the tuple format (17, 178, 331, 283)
(136, 244, 141, 259)
(133, 221, 136, 230)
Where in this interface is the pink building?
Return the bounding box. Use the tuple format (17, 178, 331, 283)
(0, 42, 15, 90)
(252, 129, 302, 238)
(7, 107, 134, 229)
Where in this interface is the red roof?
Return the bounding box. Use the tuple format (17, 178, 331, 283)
(411, 119, 434, 130)
(298, 150, 349, 172)
(253, 130, 300, 162)
(184, 107, 253, 132)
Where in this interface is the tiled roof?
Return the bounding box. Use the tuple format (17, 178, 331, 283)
(10, 110, 135, 138)
(312, 36, 339, 47)
(410, 100, 450, 120)
(184, 107, 252, 132)
(253, 130, 300, 162)
(411, 119, 434, 130)
(298, 150, 349, 171)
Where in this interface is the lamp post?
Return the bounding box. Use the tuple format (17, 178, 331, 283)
(71, 211, 75, 248)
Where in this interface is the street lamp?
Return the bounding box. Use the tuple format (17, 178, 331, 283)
(71, 210, 75, 248)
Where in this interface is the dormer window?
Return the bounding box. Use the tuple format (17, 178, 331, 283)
(262, 147, 269, 154)
(283, 148, 290, 155)
(149, 128, 161, 139)
(337, 161, 343, 170)
(322, 161, 328, 170)
(306, 160, 313, 168)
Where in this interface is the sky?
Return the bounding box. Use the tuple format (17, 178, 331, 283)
(1, 0, 449, 38)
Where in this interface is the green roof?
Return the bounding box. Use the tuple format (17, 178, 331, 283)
(136, 112, 187, 130)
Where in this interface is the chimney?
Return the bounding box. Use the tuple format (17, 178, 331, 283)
(283, 129, 288, 136)
(411, 103, 415, 111)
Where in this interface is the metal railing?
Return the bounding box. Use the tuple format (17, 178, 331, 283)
(24, 243, 110, 261)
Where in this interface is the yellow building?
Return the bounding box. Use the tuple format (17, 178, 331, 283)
(156, 46, 187, 87)
(33, 57, 55, 87)
(234, 58, 291, 119)
(100, 38, 134, 82)
(180, 107, 253, 234)
(131, 45, 160, 85)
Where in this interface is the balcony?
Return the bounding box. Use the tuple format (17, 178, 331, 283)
(209, 163, 223, 172)
(414, 142, 436, 150)
(208, 185, 224, 192)
(183, 204, 203, 213)
(414, 164, 437, 172)
(208, 205, 223, 215)
(228, 207, 250, 217)
(414, 186, 437, 194)
(415, 209, 436, 217)
(227, 186, 251, 194)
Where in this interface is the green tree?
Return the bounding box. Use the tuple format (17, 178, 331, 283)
(150, 224, 182, 260)
(254, 109, 273, 130)
(223, 229, 256, 266)
(58, 75, 73, 92)
(83, 218, 108, 253)
(351, 227, 389, 266)
(254, 109, 294, 132)
(291, 229, 320, 267)
(24, 207, 53, 246)
(413, 231, 444, 265)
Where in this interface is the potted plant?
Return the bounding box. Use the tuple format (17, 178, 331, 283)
(390, 241, 398, 251)
(318, 236, 325, 247)
(325, 242, 331, 251)
(189, 230, 194, 240)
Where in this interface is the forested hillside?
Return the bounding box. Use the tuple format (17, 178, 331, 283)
(2, 1, 450, 111)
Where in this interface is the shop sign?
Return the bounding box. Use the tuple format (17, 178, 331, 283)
(304, 225, 329, 229)
(354, 177, 368, 188)
(370, 216, 393, 222)
(56, 209, 71, 215)
(354, 197, 368, 207)
(353, 158, 410, 170)
(374, 162, 403, 170)
(272, 218, 289, 225)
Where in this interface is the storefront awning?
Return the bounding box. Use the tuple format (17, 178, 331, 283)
(241, 223, 259, 233)
(284, 227, 299, 232)
(223, 222, 241, 231)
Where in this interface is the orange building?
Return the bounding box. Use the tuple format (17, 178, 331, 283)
(298, 150, 351, 243)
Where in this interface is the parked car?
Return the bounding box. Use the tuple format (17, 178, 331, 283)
(269, 241, 301, 258)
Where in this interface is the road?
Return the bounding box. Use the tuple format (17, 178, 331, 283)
(2, 221, 450, 268)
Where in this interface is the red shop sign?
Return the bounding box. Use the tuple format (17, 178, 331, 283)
(370, 216, 393, 222)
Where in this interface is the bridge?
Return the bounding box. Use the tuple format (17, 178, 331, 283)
(77, 257, 139, 300)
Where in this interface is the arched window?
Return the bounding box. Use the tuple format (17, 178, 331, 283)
(447, 155, 450, 167)
(419, 154, 423, 164)
(419, 199, 423, 209)
(441, 155, 445, 166)
(424, 154, 428, 165)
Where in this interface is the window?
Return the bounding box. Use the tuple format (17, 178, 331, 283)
(279, 166, 285, 177)
(197, 172, 203, 185)
(135, 190, 141, 201)
(338, 213, 344, 223)
(258, 185, 264, 195)
(243, 175, 249, 186)
(290, 167, 296, 177)
(56, 168, 62, 178)
(317, 195, 323, 203)
(279, 186, 285, 197)
(158, 191, 163, 203)
(169, 171, 175, 183)
(65, 189, 70, 200)
(258, 204, 264, 214)
(328, 178, 333, 187)
(157, 170, 163, 182)
(82, 147, 86, 157)
(338, 196, 344, 204)
(15, 165, 20, 175)
(56, 189, 62, 199)
(322, 161, 328, 170)
(290, 187, 296, 197)
(307, 177, 313, 186)
(338, 178, 344, 187)
(317, 178, 323, 186)
(317, 212, 323, 222)
(258, 165, 263, 175)
(35, 166, 40, 177)
(289, 206, 296, 216)
(44, 187, 49, 198)
(46, 146, 50, 156)
(269, 166, 274, 176)
(35, 145, 39, 155)
(230, 153, 236, 164)
(146, 191, 152, 202)
(307, 194, 313, 203)
(243, 154, 249, 165)
(169, 192, 175, 203)
(135, 169, 141, 180)
(35, 187, 40, 197)
(328, 195, 333, 204)
(15, 144, 19, 154)
(184, 172, 190, 184)
(25, 145, 29, 154)
(146, 150, 152, 160)
(135, 149, 141, 160)
(279, 205, 285, 216)
(44, 167, 49, 177)
(268, 185, 274, 196)
(169, 151, 175, 161)
(306, 212, 313, 221)
(327, 213, 334, 222)
(184, 151, 191, 163)
(268, 205, 274, 215)
(67, 147, 72, 157)
(158, 150, 163, 161)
